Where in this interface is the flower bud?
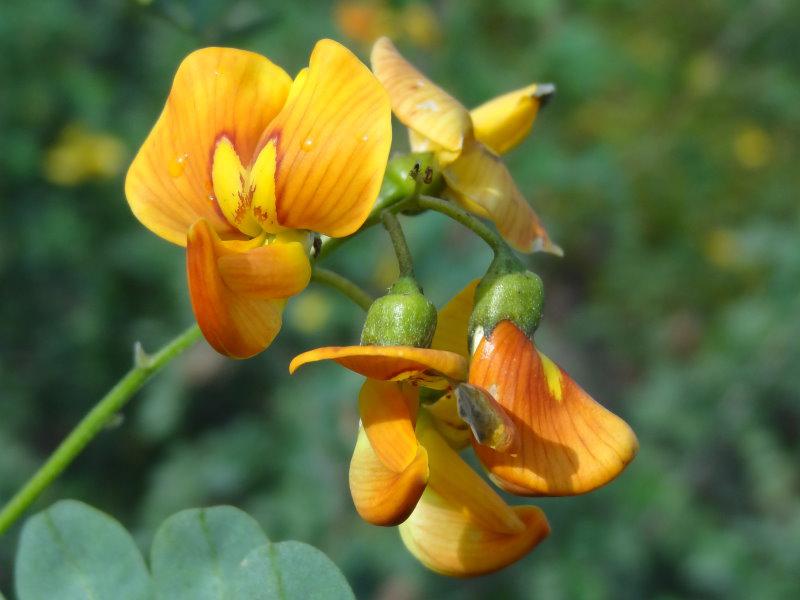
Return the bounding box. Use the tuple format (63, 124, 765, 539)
(361, 277, 438, 347)
(384, 152, 444, 199)
(468, 253, 544, 345)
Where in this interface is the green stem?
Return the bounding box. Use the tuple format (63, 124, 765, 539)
(416, 194, 505, 253)
(311, 267, 374, 311)
(0, 324, 203, 536)
(381, 211, 415, 278)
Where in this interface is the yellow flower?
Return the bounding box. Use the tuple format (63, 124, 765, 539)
(371, 38, 561, 254)
(125, 41, 392, 358)
(291, 278, 638, 574)
(44, 124, 125, 186)
(290, 295, 550, 576)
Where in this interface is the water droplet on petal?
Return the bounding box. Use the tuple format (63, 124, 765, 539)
(208, 194, 216, 202)
(168, 153, 189, 178)
(301, 138, 314, 152)
(361, 134, 369, 142)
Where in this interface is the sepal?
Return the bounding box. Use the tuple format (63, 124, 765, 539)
(361, 277, 438, 347)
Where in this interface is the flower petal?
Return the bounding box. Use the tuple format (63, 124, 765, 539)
(217, 240, 311, 299)
(187, 219, 287, 358)
(424, 392, 471, 449)
(470, 321, 639, 496)
(350, 427, 428, 526)
(371, 37, 471, 154)
(431, 279, 479, 356)
(126, 48, 292, 245)
(399, 423, 550, 577)
(258, 39, 392, 237)
(359, 379, 420, 471)
(289, 345, 467, 382)
(349, 380, 429, 526)
(408, 130, 460, 167)
(399, 488, 549, 577)
(443, 141, 562, 254)
(470, 83, 554, 155)
(417, 423, 522, 534)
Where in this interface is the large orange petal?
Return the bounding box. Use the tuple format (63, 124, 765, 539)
(371, 37, 471, 154)
(289, 345, 467, 382)
(350, 380, 429, 526)
(470, 321, 639, 496)
(431, 279, 479, 357)
(217, 240, 311, 299)
(257, 39, 392, 237)
(398, 423, 550, 577)
(443, 141, 562, 255)
(187, 219, 288, 358)
(126, 48, 292, 245)
(470, 83, 554, 156)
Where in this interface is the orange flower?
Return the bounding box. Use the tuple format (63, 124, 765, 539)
(445, 280, 639, 496)
(371, 37, 561, 254)
(290, 299, 550, 576)
(126, 41, 392, 358)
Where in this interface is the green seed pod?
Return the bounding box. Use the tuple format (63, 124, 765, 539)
(469, 252, 544, 344)
(361, 277, 438, 348)
(384, 152, 444, 199)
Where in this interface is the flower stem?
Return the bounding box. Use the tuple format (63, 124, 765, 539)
(416, 194, 506, 253)
(381, 211, 415, 278)
(0, 324, 203, 536)
(311, 267, 374, 311)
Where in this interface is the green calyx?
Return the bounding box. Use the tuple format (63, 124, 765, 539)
(360, 276, 438, 348)
(384, 152, 444, 199)
(468, 251, 545, 343)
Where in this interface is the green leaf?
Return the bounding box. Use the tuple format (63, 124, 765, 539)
(15, 500, 152, 600)
(15, 503, 354, 600)
(150, 506, 354, 600)
(271, 541, 355, 600)
(150, 506, 269, 600)
(234, 542, 354, 600)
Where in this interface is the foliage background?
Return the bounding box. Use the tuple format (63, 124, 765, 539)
(1, 0, 799, 598)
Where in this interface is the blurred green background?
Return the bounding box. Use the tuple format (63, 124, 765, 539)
(1, 0, 799, 598)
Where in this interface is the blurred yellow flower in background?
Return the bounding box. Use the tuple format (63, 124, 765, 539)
(335, 1, 440, 49)
(733, 125, 773, 170)
(288, 290, 334, 335)
(704, 227, 740, 269)
(43, 124, 124, 186)
(685, 52, 722, 97)
(335, 1, 395, 44)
